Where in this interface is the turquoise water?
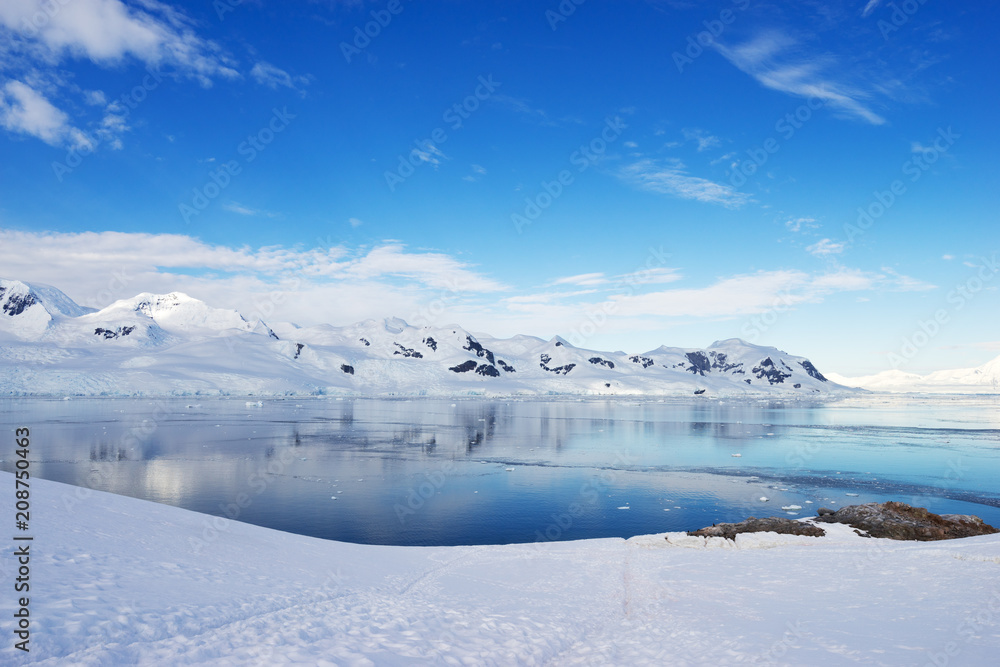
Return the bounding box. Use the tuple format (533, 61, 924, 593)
(3, 395, 999, 545)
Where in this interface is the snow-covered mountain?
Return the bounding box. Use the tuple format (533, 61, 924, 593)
(0, 279, 853, 397)
(828, 355, 1000, 394)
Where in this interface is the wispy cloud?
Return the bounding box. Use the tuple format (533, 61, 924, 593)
(552, 273, 611, 287)
(0, 0, 239, 149)
(223, 202, 280, 218)
(463, 163, 487, 182)
(861, 0, 883, 17)
(786, 217, 818, 232)
(712, 32, 886, 125)
(806, 238, 846, 256)
(682, 128, 721, 152)
(250, 62, 310, 95)
(0, 81, 89, 148)
(0, 229, 508, 324)
(620, 158, 752, 208)
(551, 267, 682, 288)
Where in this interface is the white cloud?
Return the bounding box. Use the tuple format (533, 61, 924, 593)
(0, 0, 238, 80)
(348, 217, 364, 228)
(552, 273, 608, 287)
(463, 164, 487, 182)
(250, 61, 309, 94)
(861, 0, 883, 17)
(942, 254, 954, 261)
(682, 128, 721, 152)
(712, 32, 885, 125)
(0, 229, 507, 325)
(223, 202, 279, 218)
(0, 80, 71, 145)
(84, 90, 107, 106)
(806, 238, 846, 256)
(0, 80, 95, 148)
(0, 228, 937, 342)
(785, 217, 818, 232)
(0, 0, 239, 149)
(620, 158, 752, 208)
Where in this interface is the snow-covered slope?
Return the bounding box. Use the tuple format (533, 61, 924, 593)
(830, 355, 1000, 394)
(0, 279, 853, 397)
(0, 279, 94, 339)
(5, 473, 999, 664)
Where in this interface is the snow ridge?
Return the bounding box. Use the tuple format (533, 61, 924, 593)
(0, 279, 855, 397)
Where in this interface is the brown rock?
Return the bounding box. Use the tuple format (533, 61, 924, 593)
(813, 502, 999, 541)
(685, 516, 826, 541)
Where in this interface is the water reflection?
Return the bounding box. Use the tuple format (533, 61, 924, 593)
(2, 395, 999, 546)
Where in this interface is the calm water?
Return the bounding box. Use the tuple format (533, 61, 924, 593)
(3, 395, 1000, 546)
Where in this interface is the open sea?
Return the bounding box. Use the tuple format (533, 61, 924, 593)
(3, 395, 999, 546)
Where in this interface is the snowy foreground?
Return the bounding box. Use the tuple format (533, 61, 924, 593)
(3, 475, 999, 665)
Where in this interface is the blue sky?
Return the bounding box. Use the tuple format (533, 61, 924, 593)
(1, 0, 998, 376)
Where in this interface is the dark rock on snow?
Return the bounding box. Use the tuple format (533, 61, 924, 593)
(813, 502, 1000, 541)
(686, 517, 826, 541)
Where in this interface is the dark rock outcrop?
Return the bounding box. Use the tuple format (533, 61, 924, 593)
(463, 336, 495, 365)
(752, 357, 791, 385)
(813, 502, 999, 541)
(497, 359, 516, 373)
(2, 288, 36, 316)
(629, 355, 654, 369)
(340, 364, 354, 375)
(95, 326, 136, 340)
(588, 357, 615, 369)
(686, 517, 826, 541)
(392, 343, 423, 358)
(799, 360, 827, 382)
(685, 351, 711, 376)
(449, 360, 477, 373)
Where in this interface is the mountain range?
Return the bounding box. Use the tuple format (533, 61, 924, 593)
(1, 277, 853, 397)
(828, 357, 1000, 394)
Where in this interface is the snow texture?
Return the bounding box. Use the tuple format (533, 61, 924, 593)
(2, 474, 999, 665)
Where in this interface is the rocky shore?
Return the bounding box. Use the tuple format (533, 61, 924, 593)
(686, 501, 1000, 541)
